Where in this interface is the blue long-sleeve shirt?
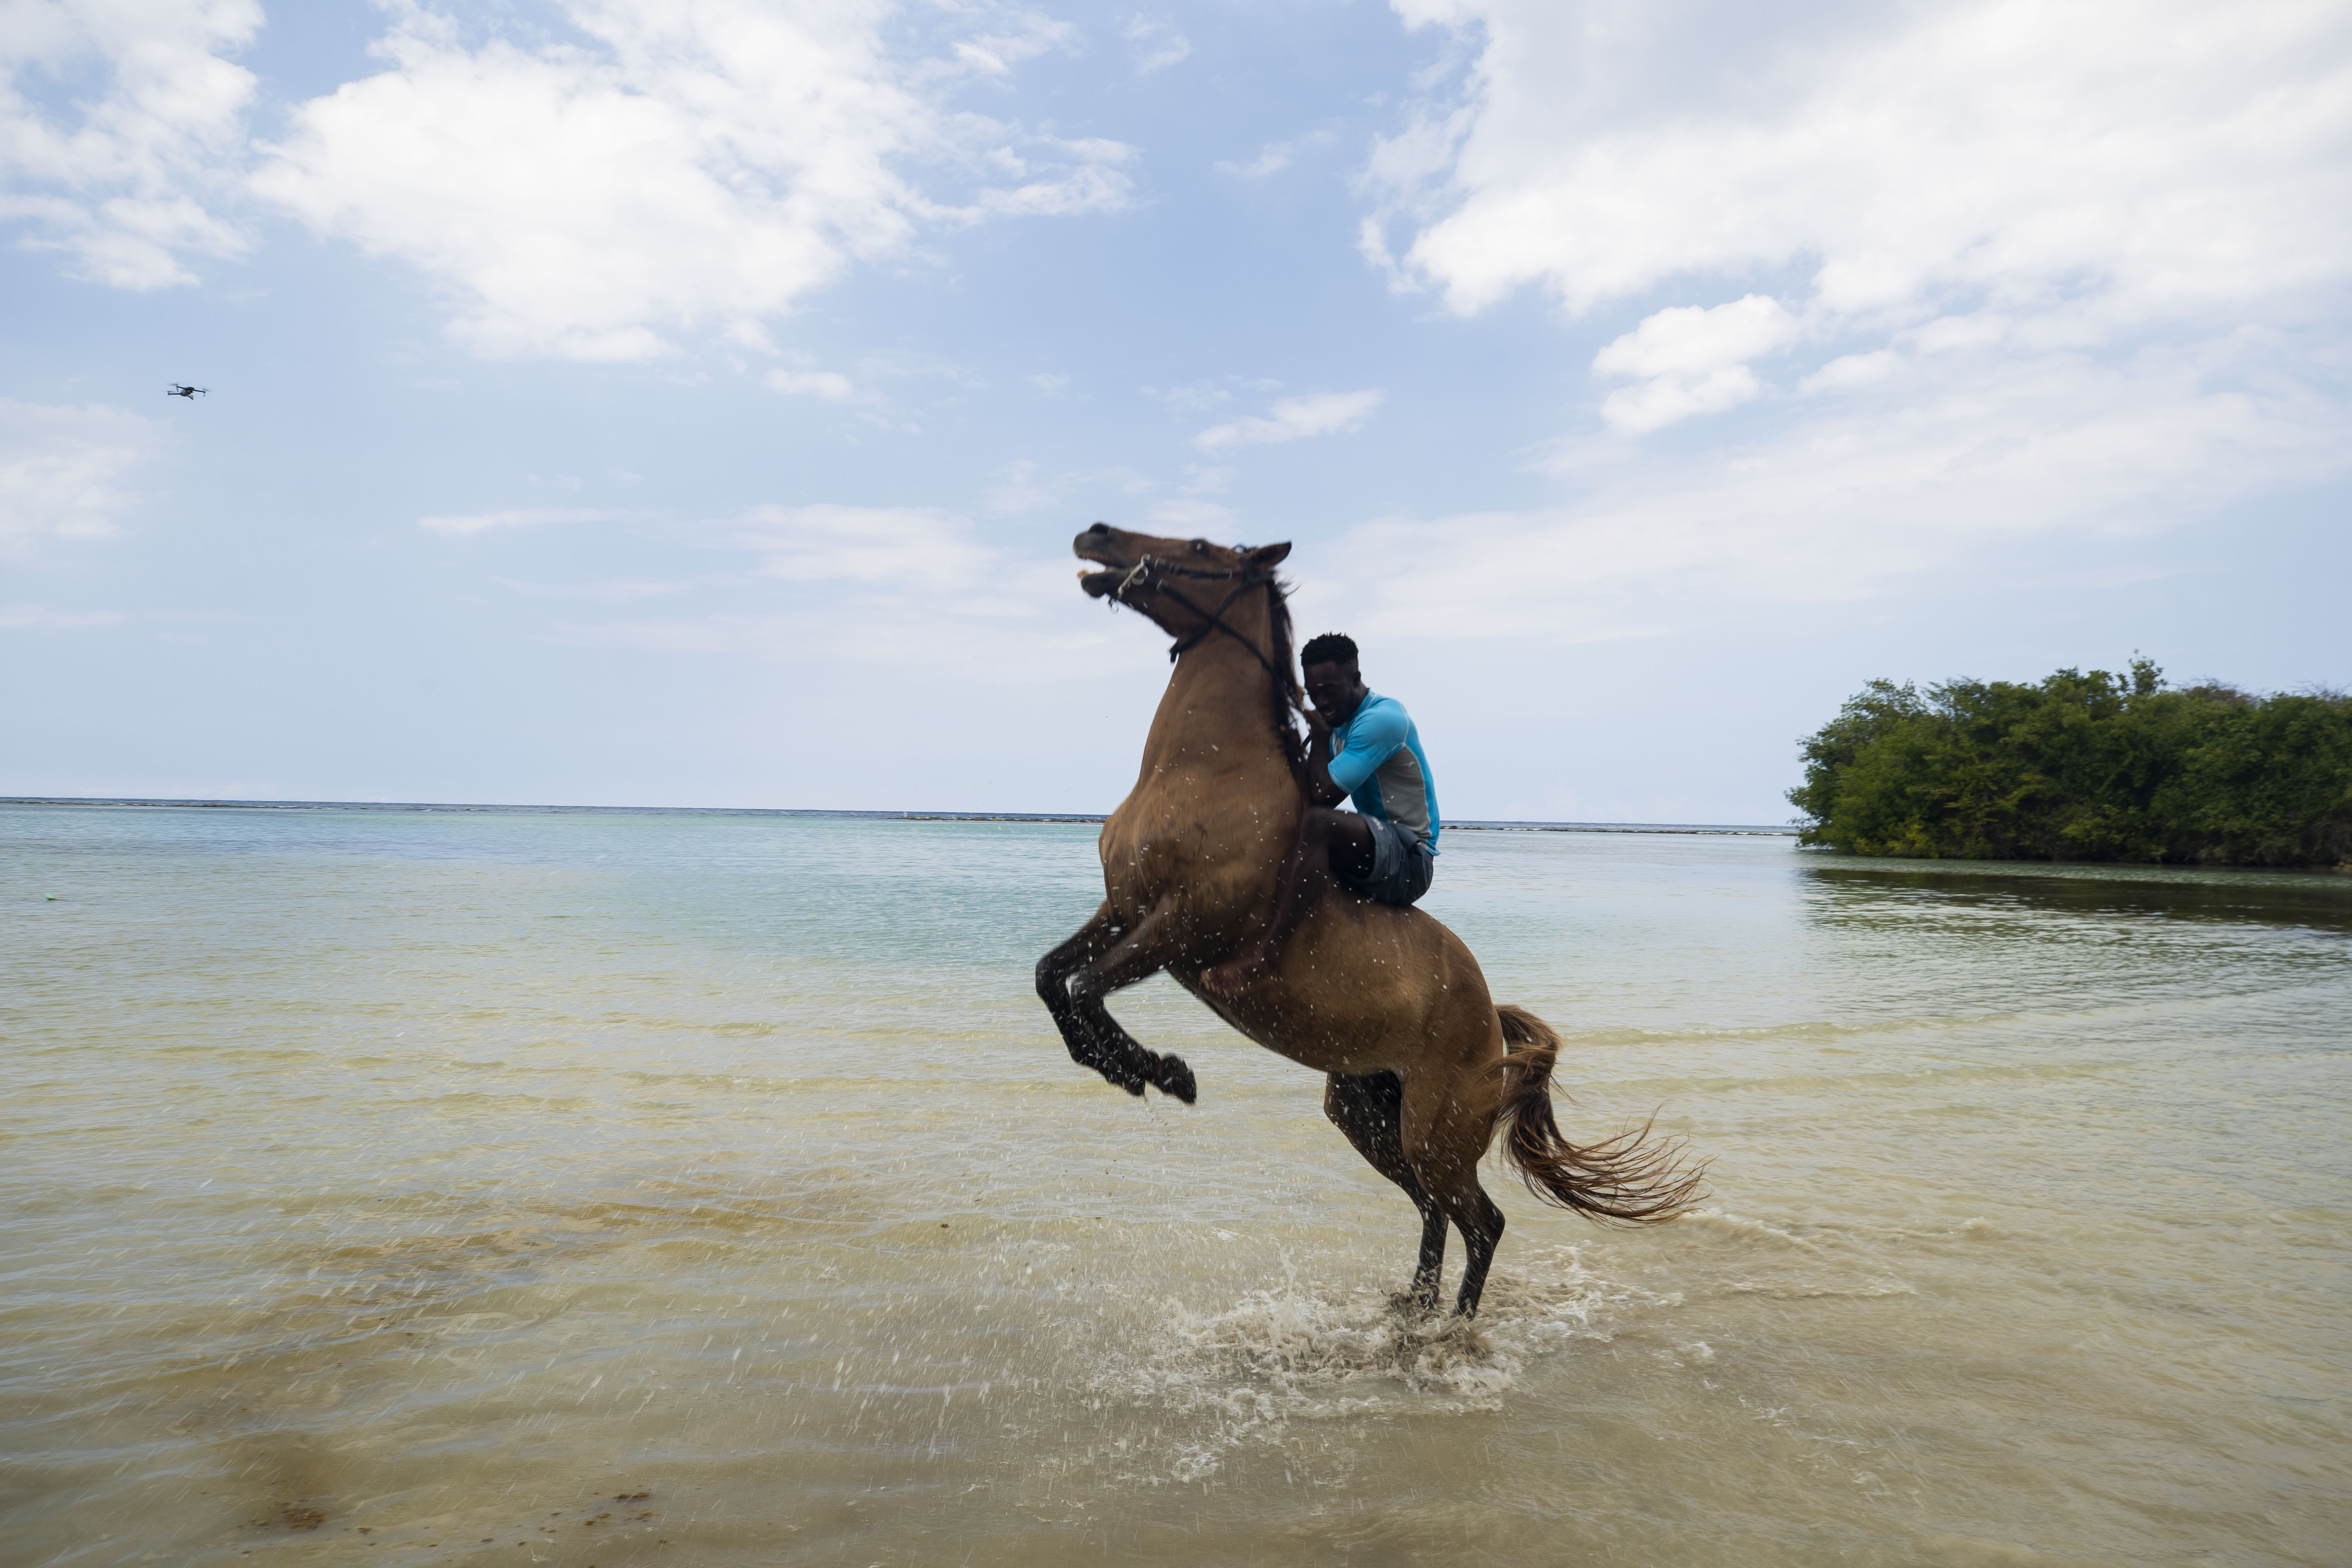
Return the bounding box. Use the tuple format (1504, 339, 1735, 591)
(1326, 691, 1440, 849)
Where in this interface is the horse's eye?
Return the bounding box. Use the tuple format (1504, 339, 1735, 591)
(1189, 539, 1207, 554)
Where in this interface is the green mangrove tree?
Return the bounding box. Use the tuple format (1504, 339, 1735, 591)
(1788, 660, 2352, 867)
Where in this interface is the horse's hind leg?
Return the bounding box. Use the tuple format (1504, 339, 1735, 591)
(1434, 1173, 1505, 1317)
(1324, 1072, 1449, 1314)
(1400, 1072, 1509, 1317)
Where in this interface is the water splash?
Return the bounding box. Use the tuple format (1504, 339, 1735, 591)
(1090, 1246, 1675, 1480)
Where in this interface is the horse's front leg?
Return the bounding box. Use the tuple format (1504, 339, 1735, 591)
(1066, 906, 1197, 1103)
(1037, 903, 1125, 1079)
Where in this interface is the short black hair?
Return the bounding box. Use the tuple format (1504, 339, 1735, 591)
(1299, 632, 1358, 669)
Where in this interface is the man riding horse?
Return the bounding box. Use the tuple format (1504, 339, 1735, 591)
(1200, 632, 1439, 999)
(1037, 522, 1700, 1318)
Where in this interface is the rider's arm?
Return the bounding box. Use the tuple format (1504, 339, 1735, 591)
(1302, 713, 1349, 807)
(1317, 700, 1407, 808)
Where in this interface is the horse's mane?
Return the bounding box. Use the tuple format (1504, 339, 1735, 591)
(1265, 574, 1308, 781)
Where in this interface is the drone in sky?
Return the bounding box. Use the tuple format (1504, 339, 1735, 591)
(166, 384, 207, 399)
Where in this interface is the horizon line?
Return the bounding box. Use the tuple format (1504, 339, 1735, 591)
(1, 796, 1801, 835)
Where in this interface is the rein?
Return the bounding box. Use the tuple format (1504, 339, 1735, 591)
(1112, 554, 1305, 715)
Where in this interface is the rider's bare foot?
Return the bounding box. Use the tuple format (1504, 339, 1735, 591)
(1199, 949, 1271, 1000)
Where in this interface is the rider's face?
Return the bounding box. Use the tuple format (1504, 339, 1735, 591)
(1302, 661, 1366, 725)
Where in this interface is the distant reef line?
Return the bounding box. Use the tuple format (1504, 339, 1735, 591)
(0, 797, 1796, 836)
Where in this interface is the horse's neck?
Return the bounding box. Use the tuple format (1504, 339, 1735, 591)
(1119, 607, 1298, 896)
(1137, 616, 1286, 774)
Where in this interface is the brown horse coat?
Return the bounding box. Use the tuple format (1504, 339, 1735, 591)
(1036, 523, 1700, 1314)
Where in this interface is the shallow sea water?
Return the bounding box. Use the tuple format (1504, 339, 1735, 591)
(3, 803, 2347, 1567)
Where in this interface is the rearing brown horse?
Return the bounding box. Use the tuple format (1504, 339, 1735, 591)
(1036, 523, 1704, 1316)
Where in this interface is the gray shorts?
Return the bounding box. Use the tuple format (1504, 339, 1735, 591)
(1338, 815, 1434, 906)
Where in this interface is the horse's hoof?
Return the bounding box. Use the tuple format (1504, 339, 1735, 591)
(1154, 1054, 1197, 1104)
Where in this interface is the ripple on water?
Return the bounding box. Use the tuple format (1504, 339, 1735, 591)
(3, 806, 2348, 1567)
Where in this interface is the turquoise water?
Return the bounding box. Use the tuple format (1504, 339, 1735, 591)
(3, 804, 2348, 1566)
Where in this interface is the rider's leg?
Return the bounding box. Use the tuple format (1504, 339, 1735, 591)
(1200, 806, 1374, 998)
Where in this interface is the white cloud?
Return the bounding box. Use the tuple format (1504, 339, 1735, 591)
(1124, 15, 1192, 74)
(1375, 0, 2352, 326)
(250, 2, 1135, 361)
(492, 578, 688, 602)
(1798, 349, 1902, 395)
(0, 604, 123, 629)
(1591, 295, 1799, 381)
(1147, 379, 1234, 413)
(766, 368, 858, 401)
(417, 507, 625, 536)
(730, 502, 996, 593)
(1215, 129, 1337, 179)
(1195, 389, 1384, 450)
(1349, 0, 2352, 603)
(984, 459, 1064, 515)
(0, 0, 258, 287)
(919, 8, 1074, 83)
(1316, 338, 2346, 646)
(1589, 294, 1801, 433)
(965, 137, 1136, 218)
(561, 601, 1151, 681)
(982, 458, 1153, 515)
(1216, 145, 1292, 179)
(564, 502, 1158, 680)
(1149, 497, 1236, 532)
(0, 399, 159, 552)
(1592, 364, 1760, 436)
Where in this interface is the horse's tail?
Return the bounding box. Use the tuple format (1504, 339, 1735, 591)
(1494, 1004, 1709, 1225)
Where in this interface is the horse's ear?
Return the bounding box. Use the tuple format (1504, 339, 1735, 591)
(1247, 541, 1292, 566)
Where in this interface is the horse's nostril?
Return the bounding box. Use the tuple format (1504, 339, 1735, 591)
(1087, 521, 1111, 535)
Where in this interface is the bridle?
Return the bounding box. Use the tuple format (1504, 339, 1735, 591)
(1110, 552, 1305, 716)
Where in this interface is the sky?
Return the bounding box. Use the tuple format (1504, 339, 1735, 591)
(3, 0, 2348, 822)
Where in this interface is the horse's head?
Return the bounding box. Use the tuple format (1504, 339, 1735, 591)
(1075, 521, 1308, 771)
(1072, 522, 1292, 640)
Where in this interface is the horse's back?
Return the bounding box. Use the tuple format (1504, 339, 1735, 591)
(1204, 893, 1501, 1078)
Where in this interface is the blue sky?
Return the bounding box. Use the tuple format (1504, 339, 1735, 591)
(5, 0, 2348, 820)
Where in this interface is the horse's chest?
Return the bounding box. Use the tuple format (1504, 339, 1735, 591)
(1099, 795, 1284, 917)
(1097, 819, 1201, 900)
